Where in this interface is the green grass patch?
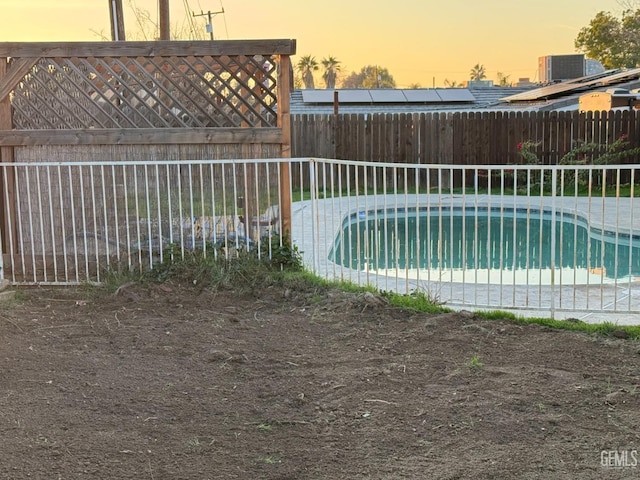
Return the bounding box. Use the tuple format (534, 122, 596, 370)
(99, 266, 145, 294)
(256, 423, 272, 432)
(478, 309, 640, 339)
(383, 290, 451, 314)
(93, 244, 640, 341)
(465, 354, 484, 371)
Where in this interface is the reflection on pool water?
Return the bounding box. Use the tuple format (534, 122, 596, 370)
(328, 206, 640, 285)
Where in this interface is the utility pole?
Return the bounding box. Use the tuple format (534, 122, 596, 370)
(109, 0, 126, 41)
(192, 7, 224, 40)
(159, 0, 171, 40)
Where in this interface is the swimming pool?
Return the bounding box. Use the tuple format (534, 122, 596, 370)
(328, 206, 640, 285)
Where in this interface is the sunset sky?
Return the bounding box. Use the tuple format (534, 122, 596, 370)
(0, 0, 627, 87)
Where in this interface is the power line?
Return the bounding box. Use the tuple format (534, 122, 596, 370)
(182, 0, 199, 38)
(220, 1, 229, 39)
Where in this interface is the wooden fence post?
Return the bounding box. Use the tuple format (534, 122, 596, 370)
(0, 57, 16, 258)
(277, 54, 292, 236)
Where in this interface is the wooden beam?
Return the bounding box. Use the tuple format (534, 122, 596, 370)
(0, 40, 297, 58)
(0, 58, 39, 103)
(0, 128, 283, 146)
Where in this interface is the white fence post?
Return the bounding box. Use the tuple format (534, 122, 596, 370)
(550, 167, 557, 319)
(309, 159, 318, 274)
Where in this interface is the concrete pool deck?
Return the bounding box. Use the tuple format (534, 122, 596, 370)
(291, 193, 640, 325)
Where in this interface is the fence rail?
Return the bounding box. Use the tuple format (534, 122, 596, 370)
(2, 157, 640, 321)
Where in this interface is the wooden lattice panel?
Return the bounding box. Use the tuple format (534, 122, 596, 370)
(11, 54, 278, 129)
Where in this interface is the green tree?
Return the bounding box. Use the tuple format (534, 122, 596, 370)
(297, 55, 319, 89)
(575, 10, 640, 68)
(321, 56, 341, 89)
(469, 63, 487, 81)
(341, 65, 396, 89)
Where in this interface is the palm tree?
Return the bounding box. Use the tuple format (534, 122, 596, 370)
(469, 63, 487, 81)
(321, 56, 341, 89)
(297, 55, 318, 89)
(444, 78, 462, 88)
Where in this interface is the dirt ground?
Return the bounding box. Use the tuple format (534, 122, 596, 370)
(1, 281, 640, 480)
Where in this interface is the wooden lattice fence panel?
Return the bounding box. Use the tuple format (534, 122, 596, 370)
(11, 54, 278, 130)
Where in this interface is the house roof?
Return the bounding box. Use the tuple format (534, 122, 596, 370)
(502, 68, 640, 102)
(290, 69, 640, 115)
(290, 87, 535, 115)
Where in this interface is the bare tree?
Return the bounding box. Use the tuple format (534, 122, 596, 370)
(497, 72, 512, 87)
(341, 65, 396, 89)
(95, 1, 209, 40)
(617, 0, 640, 10)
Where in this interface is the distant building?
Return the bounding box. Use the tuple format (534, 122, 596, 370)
(516, 78, 537, 88)
(538, 54, 585, 82)
(465, 80, 494, 88)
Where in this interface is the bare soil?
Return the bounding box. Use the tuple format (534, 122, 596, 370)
(1, 281, 640, 479)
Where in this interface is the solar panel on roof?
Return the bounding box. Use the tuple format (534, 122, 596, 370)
(503, 70, 619, 101)
(600, 67, 640, 85)
(435, 89, 475, 102)
(370, 89, 407, 102)
(337, 90, 374, 102)
(503, 68, 640, 102)
(402, 89, 442, 102)
(301, 88, 478, 104)
(503, 82, 590, 101)
(557, 69, 619, 86)
(301, 90, 336, 103)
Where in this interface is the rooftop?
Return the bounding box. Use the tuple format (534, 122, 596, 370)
(290, 68, 640, 115)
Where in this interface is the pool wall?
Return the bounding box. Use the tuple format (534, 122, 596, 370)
(328, 206, 640, 282)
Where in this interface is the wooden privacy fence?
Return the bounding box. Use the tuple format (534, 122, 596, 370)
(0, 39, 296, 280)
(290, 110, 640, 189)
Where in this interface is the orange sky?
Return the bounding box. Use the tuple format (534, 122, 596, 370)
(0, 0, 627, 87)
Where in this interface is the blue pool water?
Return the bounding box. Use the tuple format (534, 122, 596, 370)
(328, 206, 640, 283)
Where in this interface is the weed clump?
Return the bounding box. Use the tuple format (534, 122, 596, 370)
(144, 233, 302, 293)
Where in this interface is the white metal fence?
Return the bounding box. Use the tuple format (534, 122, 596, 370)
(2, 158, 640, 320)
(0, 159, 284, 285)
(295, 159, 640, 321)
